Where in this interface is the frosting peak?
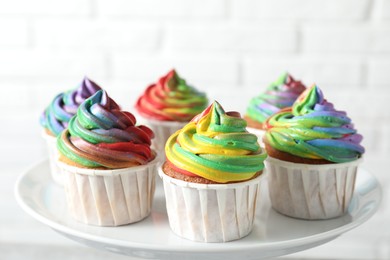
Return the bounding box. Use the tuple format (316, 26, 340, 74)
(75, 77, 102, 104)
(165, 101, 267, 183)
(40, 77, 103, 136)
(192, 101, 248, 138)
(293, 84, 324, 116)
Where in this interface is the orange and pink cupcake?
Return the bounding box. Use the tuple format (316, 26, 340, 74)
(135, 69, 208, 152)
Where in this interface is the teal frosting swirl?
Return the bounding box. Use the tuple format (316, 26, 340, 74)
(264, 85, 365, 163)
(246, 73, 306, 124)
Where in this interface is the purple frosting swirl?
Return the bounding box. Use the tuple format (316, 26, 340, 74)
(40, 77, 103, 136)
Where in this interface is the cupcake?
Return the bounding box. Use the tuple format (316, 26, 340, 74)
(57, 90, 158, 226)
(40, 77, 102, 185)
(244, 72, 306, 142)
(263, 85, 365, 220)
(135, 69, 208, 153)
(159, 101, 267, 242)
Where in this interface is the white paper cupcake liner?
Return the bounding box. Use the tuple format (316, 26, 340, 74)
(246, 127, 266, 147)
(58, 157, 159, 226)
(159, 168, 266, 242)
(42, 130, 63, 186)
(143, 119, 186, 154)
(265, 156, 362, 220)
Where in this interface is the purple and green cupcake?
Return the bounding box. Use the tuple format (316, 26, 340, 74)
(40, 77, 103, 185)
(264, 85, 365, 219)
(245, 73, 306, 143)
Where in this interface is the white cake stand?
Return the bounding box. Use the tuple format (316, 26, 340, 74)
(15, 160, 382, 260)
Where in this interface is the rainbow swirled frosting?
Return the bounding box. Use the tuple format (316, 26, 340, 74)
(57, 90, 155, 168)
(264, 85, 365, 163)
(165, 101, 267, 183)
(40, 77, 102, 136)
(135, 69, 208, 122)
(246, 73, 306, 124)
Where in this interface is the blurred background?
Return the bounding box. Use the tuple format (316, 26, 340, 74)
(1, 0, 389, 259)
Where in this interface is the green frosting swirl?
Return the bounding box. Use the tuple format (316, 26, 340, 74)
(264, 85, 365, 163)
(165, 101, 267, 183)
(246, 73, 306, 124)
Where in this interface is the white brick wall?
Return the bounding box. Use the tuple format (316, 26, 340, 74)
(231, 0, 371, 21)
(0, 0, 90, 16)
(243, 55, 364, 88)
(166, 22, 298, 53)
(379, 0, 390, 19)
(112, 53, 239, 85)
(1, 1, 390, 259)
(368, 59, 390, 88)
(96, 0, 226, 18)
(34, 19, 162, 51)
(0, 18, 29, 47)
(0, 0, 388, 176)
(303, 24, 390, 53)
(0, 2, 388, 179)
(0, 50, 107, 78)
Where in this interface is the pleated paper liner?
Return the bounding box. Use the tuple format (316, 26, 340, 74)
(58, 157, 159, 226)
(41, 130, 63, 186)
(159, 168, 266, 242)
(265, 156, 362, 220)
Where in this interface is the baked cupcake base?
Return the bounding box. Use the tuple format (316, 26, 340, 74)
(244, 115, 264, 130)
(265, 156, 362, 220)
(159, 164, 265, 242)
(57, 156, 159, 226)
(263, 139, 332, 164)
(162, 162, 262, 184)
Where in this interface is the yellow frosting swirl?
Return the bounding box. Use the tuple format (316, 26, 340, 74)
(165, 101, 267, 183)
